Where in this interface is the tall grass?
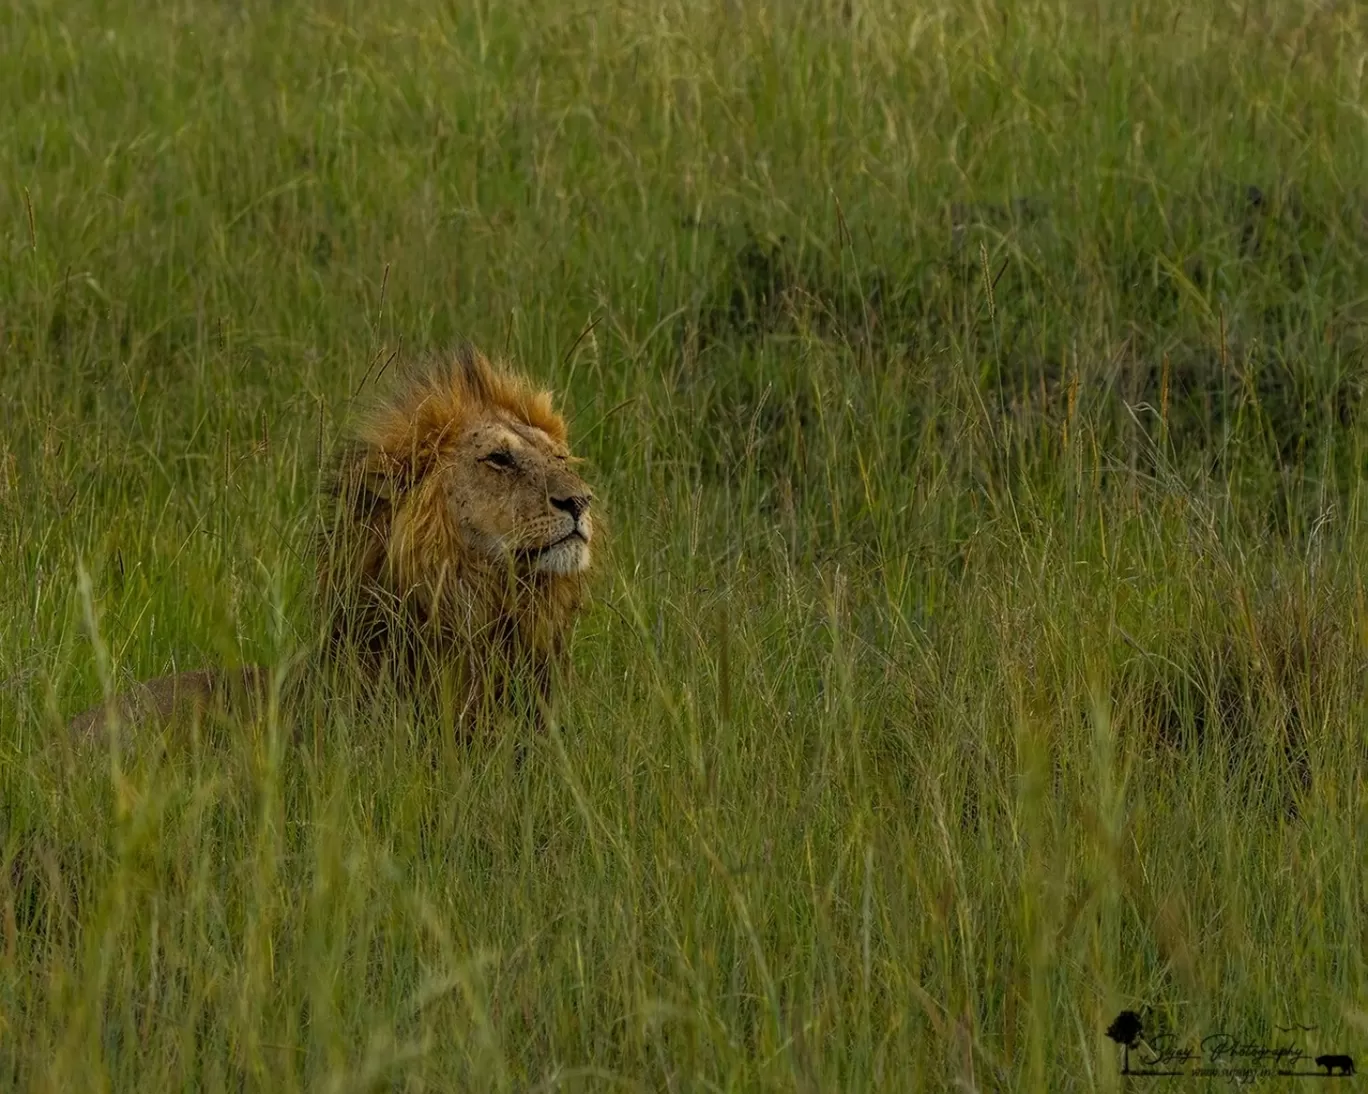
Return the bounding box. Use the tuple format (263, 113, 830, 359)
(4, 0, 1368, 1088)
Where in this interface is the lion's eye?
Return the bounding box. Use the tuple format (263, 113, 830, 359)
(481, 450, 516, 470)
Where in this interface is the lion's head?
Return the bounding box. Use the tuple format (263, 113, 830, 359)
(318, 345, 596, 709)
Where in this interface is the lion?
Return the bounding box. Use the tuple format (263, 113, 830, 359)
(316, 343, 595, 721)
(68, 344, 596, 737)
(64, 665, 270, 739)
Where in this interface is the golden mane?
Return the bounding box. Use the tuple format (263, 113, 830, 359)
(353, 344, 568, 467)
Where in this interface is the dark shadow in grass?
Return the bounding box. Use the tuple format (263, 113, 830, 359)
(1119, 580, 1361, 817)
(5, 840, 83, 952)
(687, 226, 921, 352)
(680, 179, 1367, 547)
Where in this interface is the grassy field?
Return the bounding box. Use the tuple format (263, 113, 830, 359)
(4, 0, 1368, 1088)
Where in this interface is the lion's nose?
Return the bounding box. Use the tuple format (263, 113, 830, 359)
(551, 491, 591, 520)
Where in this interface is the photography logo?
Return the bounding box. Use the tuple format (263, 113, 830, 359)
(1107, 1010, 1354, 1080)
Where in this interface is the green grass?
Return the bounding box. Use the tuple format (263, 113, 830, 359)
(4, 0, 1368, 1087)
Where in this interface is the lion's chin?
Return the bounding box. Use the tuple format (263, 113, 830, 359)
(532, 537, 591, 575)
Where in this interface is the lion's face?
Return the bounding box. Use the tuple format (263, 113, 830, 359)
(440, 413, 594, 576)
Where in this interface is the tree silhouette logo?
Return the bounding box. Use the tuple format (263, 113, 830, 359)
(1106, 1010, 1146, 1074)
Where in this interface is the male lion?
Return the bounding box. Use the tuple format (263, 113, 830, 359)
(68, 345, 596, 737)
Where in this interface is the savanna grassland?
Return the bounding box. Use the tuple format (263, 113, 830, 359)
(4, 0, 1368, 1088)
